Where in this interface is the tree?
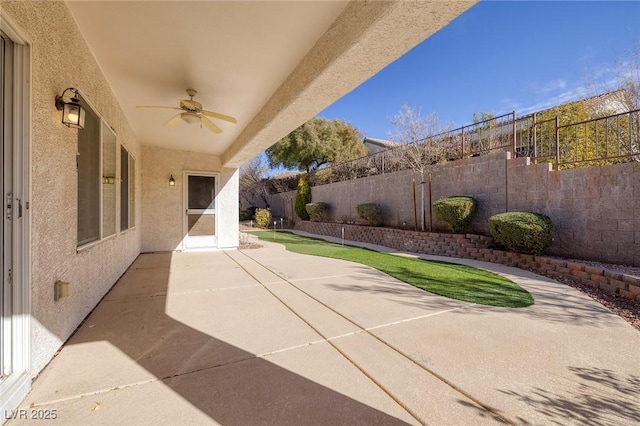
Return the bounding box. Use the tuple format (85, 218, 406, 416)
(471, 111, 500, 154)
(535, 101, 604, 168)
(239, 155, 271, 208)
(266, 118, 367, 172)
(294, 175, 311, 220)
(388, 105, 449, 231)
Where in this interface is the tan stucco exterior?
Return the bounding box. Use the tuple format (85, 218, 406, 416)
(141, 145, 239, 252)
(1, 1, 142, 372)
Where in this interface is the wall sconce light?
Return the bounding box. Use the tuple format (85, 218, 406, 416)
(169, 175, 176, 187)
(102, 176, 116, 184)
(55, 87, 85, 129)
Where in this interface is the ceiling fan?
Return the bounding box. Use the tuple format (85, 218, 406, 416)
(137, 88, 237, 134)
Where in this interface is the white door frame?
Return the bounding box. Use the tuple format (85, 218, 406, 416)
(182, 171, 219, 250)
(0, 14, 32, 416)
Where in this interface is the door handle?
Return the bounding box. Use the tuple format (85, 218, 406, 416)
(16, 198, 22, 218)
(6, 193, 12, 220)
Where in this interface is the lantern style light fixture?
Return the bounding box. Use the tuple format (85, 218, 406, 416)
(169, 175, 176, 187)
(55, 87, 85, 129)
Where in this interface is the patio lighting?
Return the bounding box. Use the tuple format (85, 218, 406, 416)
(168, 175, 176, 187)
(55, 87, 85, 129)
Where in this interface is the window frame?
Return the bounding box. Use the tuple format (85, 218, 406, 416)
(76, 92, 119, 250)
(119, 144, 135, 233)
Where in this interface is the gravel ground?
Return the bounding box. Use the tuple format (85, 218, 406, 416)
(554, 275, 640, 332)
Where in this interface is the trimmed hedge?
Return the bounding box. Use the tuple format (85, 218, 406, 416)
(254, 208, 272, 228)
(433, 196, 477, 233)
(239, 209, 253, 221)
(295, 175, 311, 220)
(489, 212, 553, 255)
(306, 202, 329, 222)
(356, 203, 383, 226)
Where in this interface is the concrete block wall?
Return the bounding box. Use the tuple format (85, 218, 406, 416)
(508, 159, 640, 266)
(295, 221, 640, 302)
(272, 152, 640, 266)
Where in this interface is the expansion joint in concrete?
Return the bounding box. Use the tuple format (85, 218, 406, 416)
(230, 249, 516, 426)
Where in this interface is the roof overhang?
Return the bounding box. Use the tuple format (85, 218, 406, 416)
(67, 1, 477, 168)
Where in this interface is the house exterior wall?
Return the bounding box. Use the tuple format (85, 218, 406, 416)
(2, 2, 142, 373)
(141, 145, 239, 252)
(271, 152, 640, 266)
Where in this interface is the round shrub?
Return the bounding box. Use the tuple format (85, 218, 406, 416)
(295, 175, 311, 220)
(433, 196, 477, 233)
(254, 208, 272, 228)
(305, 202, 329, 222)
(489, 212, 553, 255)
(355, 203, 383, 226)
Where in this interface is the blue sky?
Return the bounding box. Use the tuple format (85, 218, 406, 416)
(318, 0, 640, 139)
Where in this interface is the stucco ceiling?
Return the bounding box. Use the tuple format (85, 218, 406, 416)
(67, 1, 476, 167)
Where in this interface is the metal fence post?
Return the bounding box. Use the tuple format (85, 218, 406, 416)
(461, 126, 465, 158)
(532, 112, 537, 164)
(555, 116, 560, 170)
(512, 110, 517, 155)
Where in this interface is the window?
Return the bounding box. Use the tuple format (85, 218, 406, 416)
(77, 96, 100, 246)
(120, 145, 135, 231)
(77, 95, 118, 247)
(102, 123, 116, 237)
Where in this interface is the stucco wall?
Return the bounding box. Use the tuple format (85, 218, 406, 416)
(141, 145, 239, 252)
(271, 152, 640, 266)
(2, 2, 142, 373)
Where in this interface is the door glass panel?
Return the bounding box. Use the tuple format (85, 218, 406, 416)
(188, 214, 215, 237)
(185, 175, 216, 248)
(188, 176, 215, 209)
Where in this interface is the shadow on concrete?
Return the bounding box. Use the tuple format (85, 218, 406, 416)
(64, 252, 411, 425)
(498, 366, 640, 426)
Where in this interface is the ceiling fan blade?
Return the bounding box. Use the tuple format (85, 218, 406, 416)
(164, 113, 183, 127)
(202, 110, 237, 124)
(202, 116, 222, 134)
(137, 105, 182, 111)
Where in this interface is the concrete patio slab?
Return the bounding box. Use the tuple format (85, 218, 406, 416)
(370, 301, 640, 425)
(288, 274, 470, 329)
(262, 281, 361, 339)
(15, 343, 418, 426)
(330, 332, 504, 425)
(14, 235, 640, 425)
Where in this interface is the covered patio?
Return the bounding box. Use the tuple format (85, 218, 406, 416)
(0, 0, 478, 414)
(14, 234, 640, 425)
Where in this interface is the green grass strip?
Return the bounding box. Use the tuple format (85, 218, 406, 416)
(250, 231, 534, 308)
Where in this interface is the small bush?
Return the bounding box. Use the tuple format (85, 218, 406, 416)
(254, 208, 272, 228)
(355, 203, 383, 226)
(306, 202, 329, 222)
(433, 196, 477, 233)
(295, 175, 311, 220)
(239, 209, 253, 221)
(489, 212, 553, 255)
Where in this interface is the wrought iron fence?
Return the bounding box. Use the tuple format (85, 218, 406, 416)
(268, 108, 640, 193)
(525, 108, 640, 169)
(304, 112, 518, 186)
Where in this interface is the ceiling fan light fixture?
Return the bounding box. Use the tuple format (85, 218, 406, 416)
(181, 112, 201, 125)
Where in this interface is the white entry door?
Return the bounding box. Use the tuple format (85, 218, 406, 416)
(0, 27, 31, 415)
(184, 173, 217, 249)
